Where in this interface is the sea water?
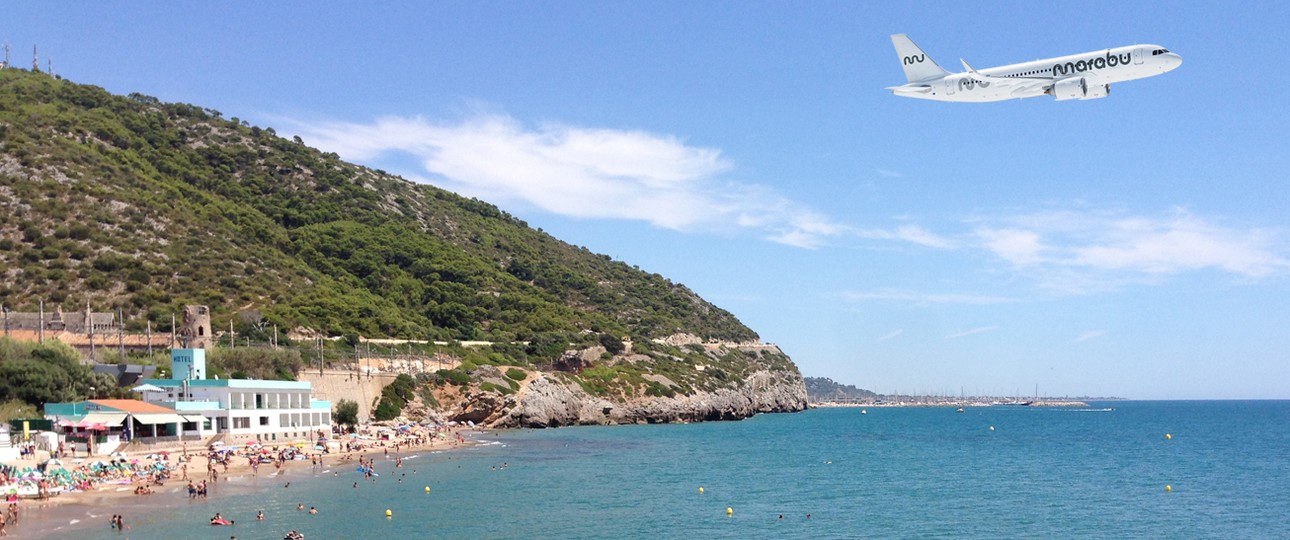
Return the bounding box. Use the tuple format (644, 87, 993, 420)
(24, 401, 1290, 539)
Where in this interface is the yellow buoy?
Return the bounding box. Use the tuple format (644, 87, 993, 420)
(425, 486, 431, 493)
(1165, 485, 1172, 492)
(1165, 433, 1172, 440)
(699, 487, 704, 494)
(726, 507, 733, 516)
(386, 509, 393, 517)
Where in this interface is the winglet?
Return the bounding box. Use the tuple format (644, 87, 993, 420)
(960, 58, 980, 75)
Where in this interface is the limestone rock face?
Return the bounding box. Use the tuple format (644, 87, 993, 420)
(552, 349, 600, 373)
(480, 368, 808, 428)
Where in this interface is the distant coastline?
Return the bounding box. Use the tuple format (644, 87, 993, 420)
(809, 398, 1111, 409)
(802, 377, 1122, 409)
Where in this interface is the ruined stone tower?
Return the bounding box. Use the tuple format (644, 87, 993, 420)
(176, 305, 211, 349)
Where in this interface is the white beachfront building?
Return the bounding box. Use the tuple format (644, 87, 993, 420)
(134, 349, 333, 444)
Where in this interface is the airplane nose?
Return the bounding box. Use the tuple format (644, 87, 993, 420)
(1168, 53, 1182, 70)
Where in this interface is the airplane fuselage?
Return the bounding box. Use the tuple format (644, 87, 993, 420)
(889, 36, 1182, 103)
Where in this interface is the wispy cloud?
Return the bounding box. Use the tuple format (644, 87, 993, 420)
(973, 208, 1288, 277)
(876, 329, 903, 342)
(1069, 212, 1285, 276)
(842, 289, 1015, 305)
(944, 326, 998, 340)
(967, 207, 1289, 293)
(858, 224, 956, 249)
(876, 169, 902, 178)
(1074, 330, 1106, 342)
(286, 112, 847, 249)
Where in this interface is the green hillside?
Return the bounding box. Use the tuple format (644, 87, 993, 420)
(0, 68, 756, 348)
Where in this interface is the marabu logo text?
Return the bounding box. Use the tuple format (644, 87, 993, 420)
(903, 54, 925, 65)
(960, 78, 991, 90)
(1053, 51, 1133, 76)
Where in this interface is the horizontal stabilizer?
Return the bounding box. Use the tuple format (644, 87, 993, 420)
(887, 84, 933, 94)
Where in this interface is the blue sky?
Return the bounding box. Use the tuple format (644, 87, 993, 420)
(10, 2, 1290, 399)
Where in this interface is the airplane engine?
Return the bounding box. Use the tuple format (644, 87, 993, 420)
(1080, 83, 1110, 100)
(1051, 77, 1088, 101)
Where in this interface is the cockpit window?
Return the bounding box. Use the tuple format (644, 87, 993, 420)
(1152, 49, 1171, 55)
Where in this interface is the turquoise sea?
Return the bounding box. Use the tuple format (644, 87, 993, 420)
(25, 401, 1290, 539)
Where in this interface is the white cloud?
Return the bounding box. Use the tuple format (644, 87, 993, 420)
(975, 228, 1045, 266)
(1069, 213, 1286, 276)
(876, 169, 902, 178)
(839, 207, 1287, 303)
(944, 326, 998, 339)
(970, 208, 1290, 288)
(287, 113, 847, 249)
(858, 224, 956, 249)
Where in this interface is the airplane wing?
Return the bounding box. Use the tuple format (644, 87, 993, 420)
(960, 58, 1052, 98)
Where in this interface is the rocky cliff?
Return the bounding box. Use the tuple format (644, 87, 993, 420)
(425, 341, 808, 427)
(476, 369, 805, 427)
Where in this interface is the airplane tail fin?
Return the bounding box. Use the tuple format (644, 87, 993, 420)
(891, 34, 950, 83)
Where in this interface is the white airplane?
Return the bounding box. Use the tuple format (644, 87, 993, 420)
(887, 34, 1181, 102)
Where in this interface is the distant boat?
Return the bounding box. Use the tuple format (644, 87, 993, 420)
(860, 409, 868, 415)
(956, 408, 965, 413)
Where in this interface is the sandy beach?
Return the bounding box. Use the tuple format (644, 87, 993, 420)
(5, 426, 480, 538)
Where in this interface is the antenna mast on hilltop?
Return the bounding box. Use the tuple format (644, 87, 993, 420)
(32, 45, 38, 72)
(3, 42, 10, 69)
